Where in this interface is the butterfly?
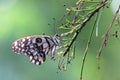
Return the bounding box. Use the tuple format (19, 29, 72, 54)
(12, 35, 61, 65)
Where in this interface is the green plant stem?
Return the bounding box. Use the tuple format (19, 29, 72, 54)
(80, 11, 100, 80)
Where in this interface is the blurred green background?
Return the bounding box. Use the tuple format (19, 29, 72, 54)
(0, 0, 120, 80)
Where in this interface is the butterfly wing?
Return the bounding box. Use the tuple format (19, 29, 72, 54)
(29, 50, 46, 65)
(12, 37, 29, 55)
(12, 35, 60, 65)
(12, 36, 46, 65)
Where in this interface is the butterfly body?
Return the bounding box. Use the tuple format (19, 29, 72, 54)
(12, 35, 60, 65)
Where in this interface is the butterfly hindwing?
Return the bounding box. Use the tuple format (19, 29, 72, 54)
(29, 51, 46, 65)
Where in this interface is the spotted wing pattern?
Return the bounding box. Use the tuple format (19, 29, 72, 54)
(12, 35, 60, 65)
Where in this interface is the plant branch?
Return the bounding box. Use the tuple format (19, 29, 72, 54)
(63, 0, 108, 57)
(96, 5, 120, 61)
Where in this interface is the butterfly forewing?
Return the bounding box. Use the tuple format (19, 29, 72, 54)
(12, 35, 60, 65)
